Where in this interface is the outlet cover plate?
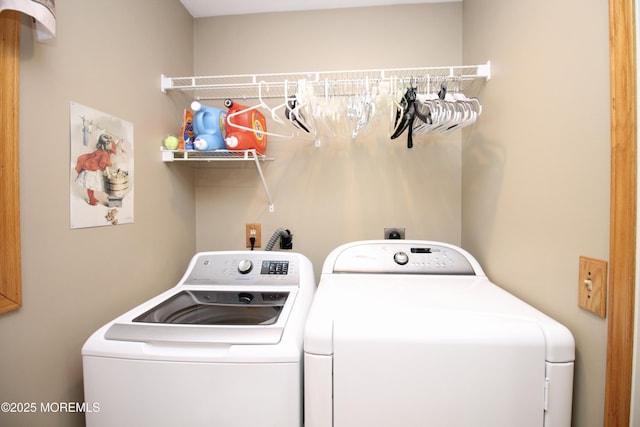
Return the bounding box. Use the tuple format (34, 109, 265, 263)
(246, 223, 261, 248)
(384, 227, 405, 239)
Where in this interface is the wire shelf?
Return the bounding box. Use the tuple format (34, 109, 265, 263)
(161, 148, 272, 162)
(161, 62, 490, 101)
(159, 62, 491, 213)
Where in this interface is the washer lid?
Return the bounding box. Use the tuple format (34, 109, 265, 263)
(132, 290, 288, 325)
(104, 288, 297, 345)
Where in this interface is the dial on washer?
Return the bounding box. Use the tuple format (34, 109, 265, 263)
(238, 259, 253, 274)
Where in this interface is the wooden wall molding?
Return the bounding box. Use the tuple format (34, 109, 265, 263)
(0, 10, 22, 314)
(605, 0, 637, 424)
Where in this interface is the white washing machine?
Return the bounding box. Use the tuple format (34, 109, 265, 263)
(304, 240, 575, 427)
(82, 251, 315, 427)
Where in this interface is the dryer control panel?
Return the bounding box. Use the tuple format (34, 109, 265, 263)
(329, 241, 480, 275)
(182, 252, 301, 285)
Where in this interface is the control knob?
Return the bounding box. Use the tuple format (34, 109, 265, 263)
(238, 292, 254, 304)
(237, 259, 253, 274)
(394, 251, 409, 265)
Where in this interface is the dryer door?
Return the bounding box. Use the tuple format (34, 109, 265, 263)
(332, 310, 547, 427)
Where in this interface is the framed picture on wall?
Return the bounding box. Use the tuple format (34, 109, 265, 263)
(69, 102, 134, 229)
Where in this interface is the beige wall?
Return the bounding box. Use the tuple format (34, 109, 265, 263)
(0, 1, 196, 426)
(192, 3, 466, 272)
(462, 0, 610, 426)
(194, 1, 610, 426)
(0, 0, 612, 426)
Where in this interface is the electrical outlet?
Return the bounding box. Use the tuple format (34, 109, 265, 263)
(578, 256, 607, 317)
(384, 227, 405, 239)
(246, 223, 261, 248)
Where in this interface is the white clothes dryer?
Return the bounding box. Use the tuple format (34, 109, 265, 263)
(304, 240, 575, 427)
(82, 251, 315, 427)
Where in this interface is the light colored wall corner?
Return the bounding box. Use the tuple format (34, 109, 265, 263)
(462, 0, 610, 426)
(0, 1, 196, 426)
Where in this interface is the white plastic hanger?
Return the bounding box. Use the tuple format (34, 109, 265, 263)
(225, 81, 293, 139)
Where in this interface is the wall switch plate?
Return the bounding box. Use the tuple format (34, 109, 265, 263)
(384, 227, 405, 239)
(578, 256, 607, 317)
(246, 223, 261, 248)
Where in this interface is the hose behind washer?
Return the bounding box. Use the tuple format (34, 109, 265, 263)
(265, 228, 292, 251)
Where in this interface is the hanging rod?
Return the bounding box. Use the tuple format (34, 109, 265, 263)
(160, 61, 491, 100)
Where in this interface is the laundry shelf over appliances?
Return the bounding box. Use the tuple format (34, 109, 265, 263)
(160, 62, 491, 101)
(159, 63, 491, 212)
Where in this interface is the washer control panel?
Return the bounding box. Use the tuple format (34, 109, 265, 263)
(261, 260, 289, 275)
(182, 253, 299, 285)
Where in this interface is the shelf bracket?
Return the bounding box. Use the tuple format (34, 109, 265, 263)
(161, 148, 275, 212)
(477, 60, 491, 81)
(251, 151, 275, 212)
(160, 74, 173, 93)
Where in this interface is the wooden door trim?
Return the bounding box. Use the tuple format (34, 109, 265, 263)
(605, 0, 636, 424)
(0, 10, 22, 314)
